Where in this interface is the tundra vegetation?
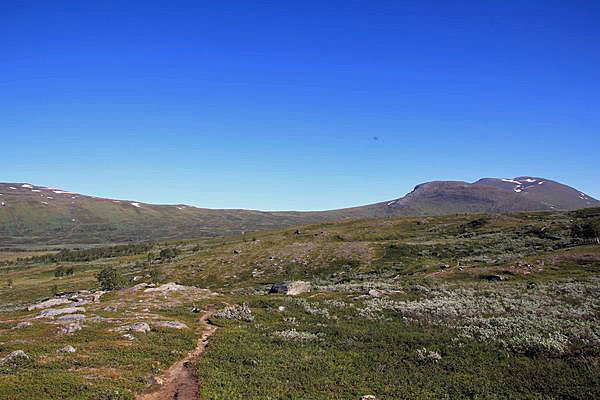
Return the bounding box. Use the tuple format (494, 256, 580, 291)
(0, 208, 599, 399)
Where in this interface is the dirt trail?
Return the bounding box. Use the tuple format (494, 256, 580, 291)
(136, 312, 217, 400)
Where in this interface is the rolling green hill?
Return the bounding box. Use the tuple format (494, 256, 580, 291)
(1, 177, 598, 246)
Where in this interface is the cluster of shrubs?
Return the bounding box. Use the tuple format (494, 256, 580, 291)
(28, 243, 154, 264)
(54, 266, 74, 277)
(214, 303, 255, 322)
(272, 329, 322, 342)
(356, 279, 600, 356)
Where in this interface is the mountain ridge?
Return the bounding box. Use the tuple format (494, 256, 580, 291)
(1, 177, 598, 246)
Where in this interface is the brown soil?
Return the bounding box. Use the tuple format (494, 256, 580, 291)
(136, 312, 217, 400)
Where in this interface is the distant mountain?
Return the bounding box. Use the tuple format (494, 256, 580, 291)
(1, 177, 597, 245)
(384, 177, 599, 215)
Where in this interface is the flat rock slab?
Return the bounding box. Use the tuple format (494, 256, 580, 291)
(55, 314, 86, 322)
(28, 298, 71, 311)
(38, 307, 86, 319)
(114, 322, 151, 334)
(153, 321, 188, 329)
(144, 282, 188, 293)
(57, 345, 76, 353)
(13, 321, 33, 330)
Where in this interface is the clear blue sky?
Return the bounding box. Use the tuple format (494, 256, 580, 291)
(1, 1, 599, 210)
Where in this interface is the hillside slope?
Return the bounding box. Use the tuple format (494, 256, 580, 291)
(0, 177, 597, 245)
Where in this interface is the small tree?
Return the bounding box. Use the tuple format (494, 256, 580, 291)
(65, 267, 74, 276)
(159, 247, 178, 260)
(150, 266, 162, 285)
(96, 266, 124, 291)
(54, 266, 65, 278)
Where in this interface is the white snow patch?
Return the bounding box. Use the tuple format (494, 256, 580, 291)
(113, 200, 120, 203)
(501, 179, 521, 185)
(523, 178, 536, 183)
(46, 196, 53, 199)
(538, 181, 544, 185)
(21, 184, 33, 188)
(72, 219, 76, 222)
(514, 188, 522, 193)
(31, 189, 41, 192)
(41, 201, 48, 205)
(53, 191, 69, 194)
(9, 187, 16, 190)
(131, 202, 141, 208)
(1, 202, 5, 206)
(387, 201, 396, 206)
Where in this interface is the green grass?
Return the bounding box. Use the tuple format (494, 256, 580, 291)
(198, 292, 600, 399)
(0, 208, 599, 399)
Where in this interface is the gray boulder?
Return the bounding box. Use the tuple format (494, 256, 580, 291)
(368, 289, 383, 298)
(57, 345, 76, 353)
(269, 281, 311, 296)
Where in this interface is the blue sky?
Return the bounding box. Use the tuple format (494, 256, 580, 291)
(1, 1, 599, 210)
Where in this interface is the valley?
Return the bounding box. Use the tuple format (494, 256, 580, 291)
(0, 207, 599, 399)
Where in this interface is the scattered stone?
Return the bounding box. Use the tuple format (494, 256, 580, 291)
(61, 323, 82, 334)
(191, 307, 200, 313)
(55, 314, 86, 322)
(114, 322, 151, 334)
(123, 334, 135, 340)
(104, 305, 119, 312)
(0, 350, 29, 366)
(439, 264, 449, 270)
(294, 229, 301, 235)
(527, 282, 537, 289)
(28, 298, 71, 311)
(153, 321, 188, 329)
(368, 289, 383, 298)
(13, 321, 33, 329)
(38, 307, 86, 318)
(57, 345, 76, 353)
(277, 306, 286, 312)
(269, 281, 311, 296)
(361, 396, 377, 400)
(233, 249, 240, 254)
